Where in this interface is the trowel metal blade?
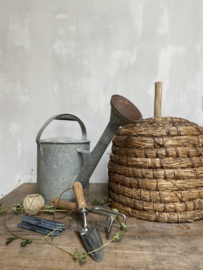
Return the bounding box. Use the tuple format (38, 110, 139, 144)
(79, 221, 103, 263)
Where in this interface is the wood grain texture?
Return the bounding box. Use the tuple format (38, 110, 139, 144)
(50, 198, 76, 211)
(154, 82, 162, 117)
(73, 181, 87, 210)
(1, 183, 203, 269)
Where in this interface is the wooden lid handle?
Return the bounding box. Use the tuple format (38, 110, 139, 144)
(73, 182, 87, 211)
(154, 82, 162, 117)
(50, 198, 76, 211)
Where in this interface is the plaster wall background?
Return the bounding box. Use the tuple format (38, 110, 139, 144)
(1, 0, 203, 197)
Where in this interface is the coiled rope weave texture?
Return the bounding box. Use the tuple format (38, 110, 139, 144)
(108, 117, 203, 223)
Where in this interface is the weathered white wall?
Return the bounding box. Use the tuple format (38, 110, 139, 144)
(1, 0, 203, 197)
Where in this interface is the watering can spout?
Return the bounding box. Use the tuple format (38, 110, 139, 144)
(75, 95, 142, 190)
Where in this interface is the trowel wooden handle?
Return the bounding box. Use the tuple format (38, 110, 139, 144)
(154, 82, 162, 117)
(73, 182, 87, 211)
(50, 198, 76, 211)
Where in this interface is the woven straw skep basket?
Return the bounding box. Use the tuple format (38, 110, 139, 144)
(108, 116, 203, 223)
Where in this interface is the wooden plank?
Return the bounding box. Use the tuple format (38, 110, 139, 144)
(0, 183, 203, 269)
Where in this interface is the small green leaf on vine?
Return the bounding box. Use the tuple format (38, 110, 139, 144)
(11, 203, 22, 212)
(110, 208, 119, 221)
(119, 223, 127, 231)
(73, 248, 81, 259)
(103, 197, 107, 203)
(20, 239, 32, 247)
(112, 231, 124, 242)
(80, 253, 89, 262)
(44, 205, 55, 214)
(91, 198, 99, 205)
(91, 196, 107, 205)
(73, 249, 88, 262)
(6, 237, 18, 245)
(0, 208, 5, 216)
(69, 217, 73, 224)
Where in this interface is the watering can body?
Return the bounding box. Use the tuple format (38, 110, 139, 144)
(36, 114, 90, 204)
(36, 95, 142, 205)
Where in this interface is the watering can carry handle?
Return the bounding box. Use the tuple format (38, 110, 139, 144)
(36, 114, 87, 144)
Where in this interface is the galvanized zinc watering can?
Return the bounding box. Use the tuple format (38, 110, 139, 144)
(36, 114, 90, 204)
(36, 95, 142, 204)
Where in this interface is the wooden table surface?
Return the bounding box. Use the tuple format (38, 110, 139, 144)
(1, 183, 203, 270)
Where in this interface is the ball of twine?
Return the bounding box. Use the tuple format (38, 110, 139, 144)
(23, 194, 44, 216)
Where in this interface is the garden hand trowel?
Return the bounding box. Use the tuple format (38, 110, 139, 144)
(73, 182, 103, 263)
(51, 182, 104, 263)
